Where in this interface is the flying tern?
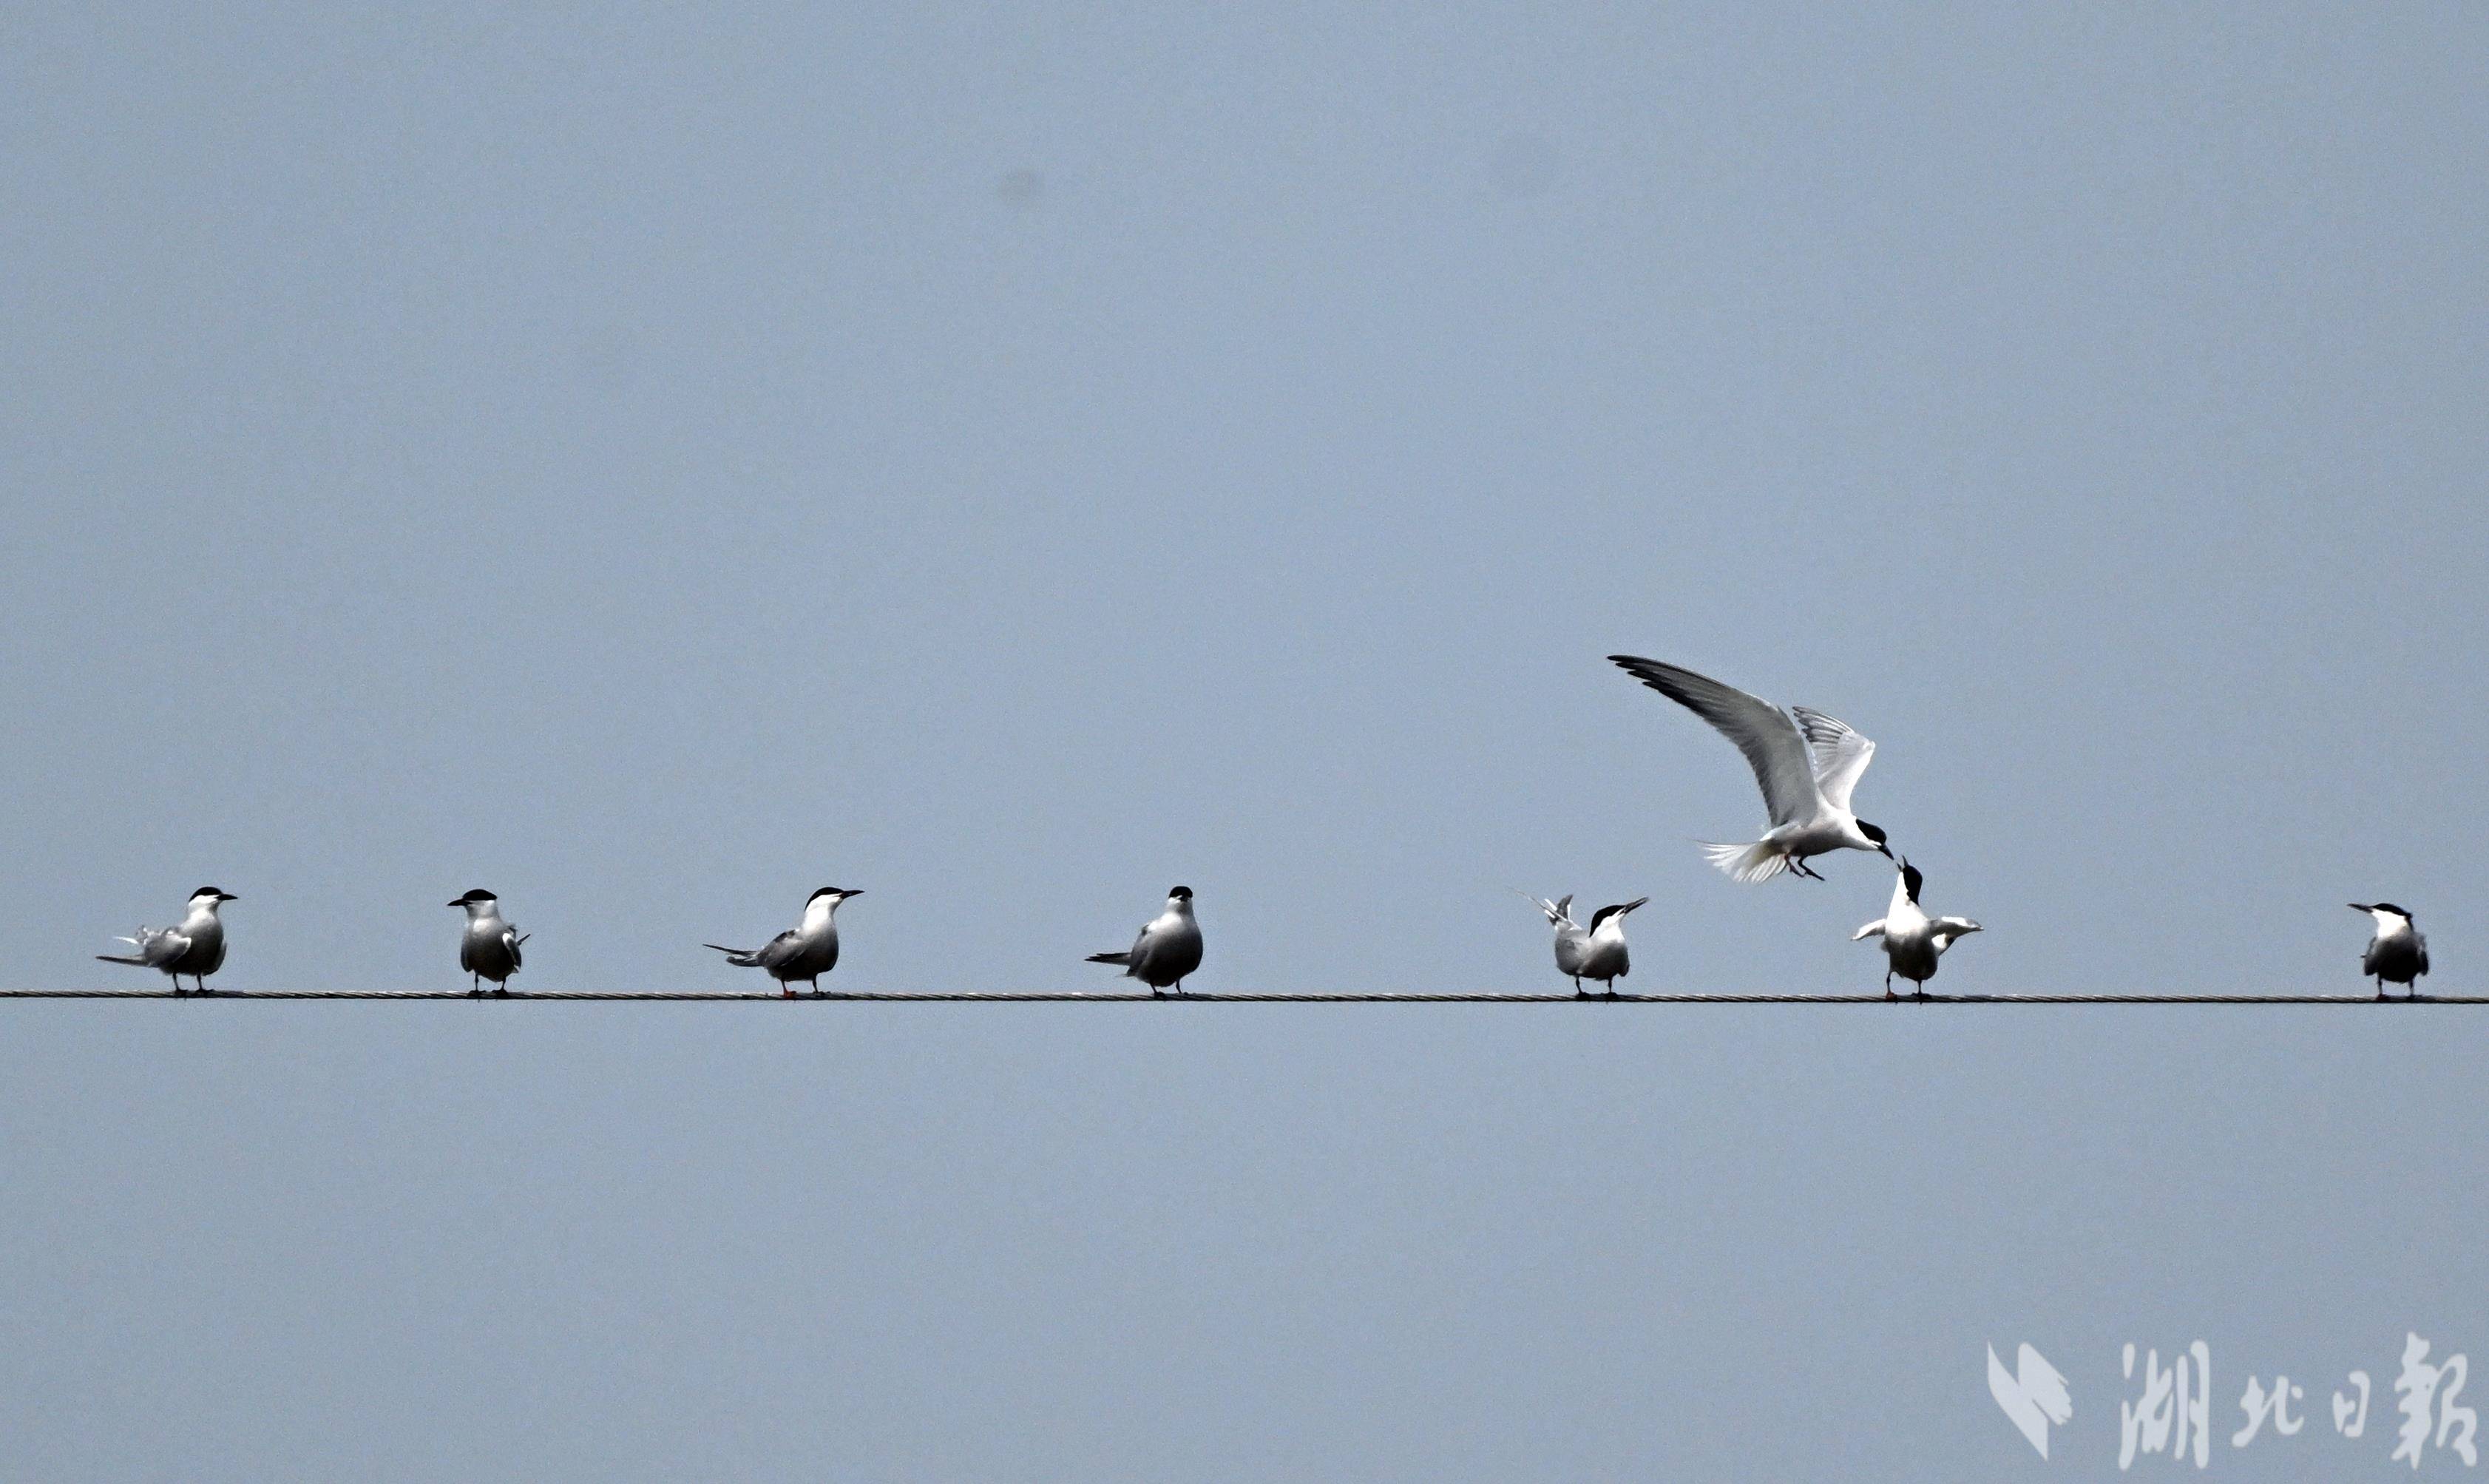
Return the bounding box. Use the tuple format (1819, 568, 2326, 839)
(96, 887, 237, 995)
(1608, 654, 1894, 882)
(2349, 903, 2428, 1000)
(1088, 886, 1202, 996)
(1852, 860, 1980, 999)
(449, 889, 527, 995)
(707, 887, 860, 997)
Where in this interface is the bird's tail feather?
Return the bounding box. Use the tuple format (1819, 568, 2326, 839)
(1086, 952, 1131, 966)
(1510, 888, 1572, 926)
(703, 942, 761, 966)
(1699, 839, 1790, 884)
(95, 954, 147, 966)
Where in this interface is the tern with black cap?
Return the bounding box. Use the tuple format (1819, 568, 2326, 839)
(707, 887, 860, 997)
(1607, 655, 1896, 883)
(449, 890, 528, 996)
(97, 887, 239, 995)
(1524, 892, 1647, 996)
(1088, 887, 1203, 996)
(1853, 859, 1980, 999)
(2349, 903, 2428, 1000)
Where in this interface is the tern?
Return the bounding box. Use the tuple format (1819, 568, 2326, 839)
(1088, 886, 1202, 996)
(1524, 892, 1646, 996)
(96, 887, 238, 995)
(449, 889, 527, 996)
(2349, 903, 2428, 1000)
(707, 887, 860, 997)
(1608, 655, 1894, 882)
(1852, 860, 1980, 999)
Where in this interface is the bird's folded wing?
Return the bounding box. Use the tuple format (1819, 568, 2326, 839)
(1790, 706, 1876, 812)
(1609, 656, 1820, 826)
(502, 927, 524, 969)
(143, 929, 191, 967)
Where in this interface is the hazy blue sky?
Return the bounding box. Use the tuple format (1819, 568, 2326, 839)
(4, 3, 2484, 1477)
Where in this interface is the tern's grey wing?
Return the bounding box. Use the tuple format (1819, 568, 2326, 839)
(142, 927, 192, 969)
(752, 929, 804, 972)
(1789, 707, 1877, 813)
(2418, 934, 2430, 978)
(503, 926, 523, 971)
(1930, 917, 1981, 951)
(1610, 656, 1821, 826)
(1551, 924, 1590, 977)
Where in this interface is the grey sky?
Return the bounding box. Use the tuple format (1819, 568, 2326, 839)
(3, 3, 2484, 1477)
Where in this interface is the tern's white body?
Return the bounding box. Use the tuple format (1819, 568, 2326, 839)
(1854, 865, 1979, 998)
(1609, 656, 1892, 883)
(1090, 890, 1203, 994)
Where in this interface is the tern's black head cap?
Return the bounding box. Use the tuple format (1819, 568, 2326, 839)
(452, 889, 498, 904)
(194, 887, 237, 901)
(2372, 901, 2413, 918)
(1588, 896, 1648, 929)
(1169, 886, 1193, 901)
(1858, 821, 1889, 847)
(1900, 861, 1924, 903)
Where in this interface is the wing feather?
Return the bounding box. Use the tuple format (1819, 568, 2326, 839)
(1789, 705, 1876, 813)
(1610, 656, 1821, 826)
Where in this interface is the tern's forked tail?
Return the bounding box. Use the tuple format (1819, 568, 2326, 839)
(1086, 951, 1131, 966)
(1700, 838, 1792, 884)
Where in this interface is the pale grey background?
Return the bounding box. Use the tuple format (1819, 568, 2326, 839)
(2, 3, 2483, 1477)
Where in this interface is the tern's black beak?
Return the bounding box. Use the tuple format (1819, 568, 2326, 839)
(2348, 903, 2372, 913)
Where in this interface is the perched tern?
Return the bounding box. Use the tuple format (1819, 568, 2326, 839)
(97, 887, 237, 995)
(1524, 892, 1646, 996)
(1608, 655, 1894, 882)
(707, 887, 860, 997)
(449, 889, 527, 996)
(2349, 903, 2428, 1000)
(1852, 860, 1980, 999)
(1088, 886, 1202, 996)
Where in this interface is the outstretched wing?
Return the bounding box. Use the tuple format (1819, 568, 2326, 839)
(1930, 917, 1982, 951)
(1790, 706, 1876, 813)
(1609, 656, 1821, 827)
(1852, 919, 1887, 941)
